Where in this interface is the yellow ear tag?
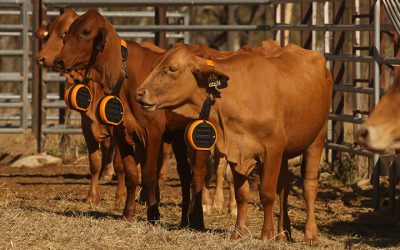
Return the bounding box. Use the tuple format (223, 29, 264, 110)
(43, 31, 48, 37)
(206, 60, 215, 67)
(121, 39, 127, 48)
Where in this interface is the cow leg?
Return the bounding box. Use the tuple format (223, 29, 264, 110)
(225, 164, 237, 217)
(277, 158, 291, 241)
(302, 124, 326, 244)
(113, 143, 126, 208)
(260, 144, 283, 240)
(231, 168, 250, 239)
(212, 154, 226, 212)
(99, 137, 115, 182)
(189, 150, 209, 230)
(138, 137, 162, 223)
(81, 118, 101, 205)
(202, 150, 213, 215)
(117, 138, 139, 221)
(159, 143, 172, 185)
(171, 133, 191, 227)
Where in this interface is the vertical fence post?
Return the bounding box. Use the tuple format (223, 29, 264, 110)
(373, 0, 381, 167)
(331, 0, 346, 170)
(32, 0, 43, 153)
(21, 0, 29, 131)
(301, 0, 312, 49)
(324, 1, 332, 163)
(155, 6, 167, 49)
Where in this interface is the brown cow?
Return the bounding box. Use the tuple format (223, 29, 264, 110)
(35, 8, 126, 206)
(135, 44, 332, 242)
(53, 9, 210, 228)
(357, 71, 400, 151)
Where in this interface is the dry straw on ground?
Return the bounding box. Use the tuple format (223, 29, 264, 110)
(0, 160, 399, 249)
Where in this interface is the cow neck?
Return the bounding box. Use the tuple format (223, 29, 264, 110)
(83, 39, 128, 97)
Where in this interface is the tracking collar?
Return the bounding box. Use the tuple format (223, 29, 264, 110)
(185, 60, 224, 151)
(97, 39, 128, 126)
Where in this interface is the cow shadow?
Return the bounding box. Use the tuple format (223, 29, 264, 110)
(17, 203, 121, 220)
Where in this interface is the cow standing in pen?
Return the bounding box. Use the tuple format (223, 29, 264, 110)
(136, 44, 332, 243)
(35, 8, 126, 207)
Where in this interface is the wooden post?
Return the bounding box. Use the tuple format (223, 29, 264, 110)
(155, 6, 167, 49)
(301, 1, 312, 49)
(32, 0, 43, 153)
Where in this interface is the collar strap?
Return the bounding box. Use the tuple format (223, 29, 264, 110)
(199, 94, 215, 120)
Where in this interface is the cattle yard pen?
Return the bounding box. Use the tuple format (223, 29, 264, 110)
(0, 0, 399, 205)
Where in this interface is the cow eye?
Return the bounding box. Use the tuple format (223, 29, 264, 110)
(168, 65, 177, 73)
(80, 30, 90, 38)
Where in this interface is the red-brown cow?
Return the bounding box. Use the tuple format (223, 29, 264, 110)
(357, 70, 400, 151)
(53, 9, 210, 228)
(136, 44, 332, 243)
(35, 8, 126, 206)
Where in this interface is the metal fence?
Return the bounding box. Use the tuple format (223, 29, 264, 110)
(1, 0, 399, 177)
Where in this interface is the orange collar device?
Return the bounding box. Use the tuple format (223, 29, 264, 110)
(96, 39, 128, 126)
(185, 120, 217, 150)
(64, 82, 92, 112)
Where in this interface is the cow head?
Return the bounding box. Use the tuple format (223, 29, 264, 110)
(357, 80, 400, 151)
(135, 45, 229, 112)
(54, 9, 112, 73)
(35, 8, 78, 68)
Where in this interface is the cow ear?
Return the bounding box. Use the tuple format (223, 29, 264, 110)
(35, 24, 49, 40)
(94, 27, 107, 52)
(192, 63, 229, 90)
(59, 8, 64, 15)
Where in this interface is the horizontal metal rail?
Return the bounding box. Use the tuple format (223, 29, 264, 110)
(42, 127, 82, 134)
(109, 24, 395, 32)
(0, 128, 25, 133)
(328, 114, 364, 124)
(0, 10, 186, 18)
(325, 142, 374, 157)
(43, 0, 342, 7)
(0, 114, 80, 121)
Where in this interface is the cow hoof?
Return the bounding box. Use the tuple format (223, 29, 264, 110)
(86, 194, 100, 205)
(123, 210, 135, 222)
(260, 229, 275, 241)
(304, 235, 318, 245)
(231, 225, 249, 239)
(147, 204, 160, 223)
(114, 195, 126, 209)
(304, 221, 318, 244)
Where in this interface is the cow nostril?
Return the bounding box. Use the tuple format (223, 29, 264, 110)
(357, 127, 369, 144)
(135, 89, 146, 99)
(54, 58, 65, 70)
(36, 56, 45, 65)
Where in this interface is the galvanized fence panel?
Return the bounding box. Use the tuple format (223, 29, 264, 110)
(1, 0, 399, 177)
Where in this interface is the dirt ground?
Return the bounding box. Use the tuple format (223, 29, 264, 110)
(0, 136, 400, 249)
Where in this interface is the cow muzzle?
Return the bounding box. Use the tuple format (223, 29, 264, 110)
(135, 88, 157, 111)
(356, 125, 391, 152)
(54, 57, 65, 71)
